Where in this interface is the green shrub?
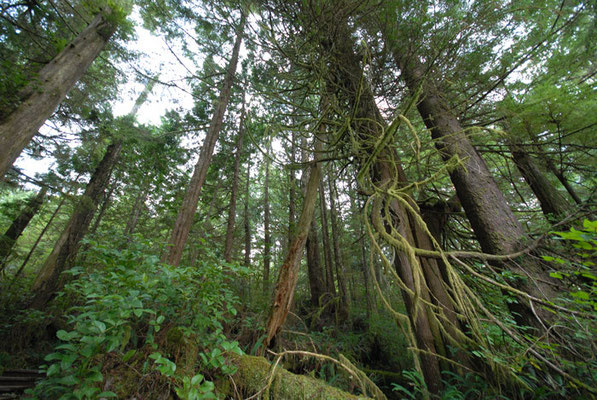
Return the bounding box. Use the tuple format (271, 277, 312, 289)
(29, 236, 242, 399)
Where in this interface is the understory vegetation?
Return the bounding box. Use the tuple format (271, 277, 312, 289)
(0, 0, 595, 399)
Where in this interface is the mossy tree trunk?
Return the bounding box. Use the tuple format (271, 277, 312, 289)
(394, 51, 559, 331)
(219, 354, 369, 399)
(316, 14, 445, 392)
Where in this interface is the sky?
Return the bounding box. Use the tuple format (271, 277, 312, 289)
(15, 8, 197, 181)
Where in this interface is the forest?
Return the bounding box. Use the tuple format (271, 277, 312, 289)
(0, 0, 595, 399)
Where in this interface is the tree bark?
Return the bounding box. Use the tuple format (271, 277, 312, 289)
(395, 53, 559, 330)
(264, 138, 322, 349)
(0, 185, 47, 271)
(223, 101, 246, 263)
(0, 10, 116, 178)
(263, 143, 272, 291)
(302, 147, 325, 309)
(318, 178, 336, 297)
(124, 190, 148, 236)
(164, 14, 245, 266)
(327, 173, 350, 322)
(29, 141, 122, 309)
(508, 140, 572, 219)
(352, 193, 375, 318)
(88, 180, 116, 235)
(287, 131, 297, 249)
(244, 161, 251, 270)
(11, 195, 66, 281)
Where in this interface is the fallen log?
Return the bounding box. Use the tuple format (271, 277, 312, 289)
(218, 354, 371, 399)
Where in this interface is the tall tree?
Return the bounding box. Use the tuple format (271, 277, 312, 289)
(223, 98, 247, 263)
(0, 8, 119, 178)
(387, 25, 559, 331)
(164, 13, 245, 266)
(263, 142, 272, 291)
(263, 135, 322, 349)
(327, 172, 350, 321)
(29, 140, 122, 309)
(28, 78, 154, 309)
(0, 185, 47, 271)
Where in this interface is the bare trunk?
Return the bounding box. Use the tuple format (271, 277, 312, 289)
(0, 186, 47, 271)
(0, 10, 116, 177)
(11, 196, 66, 281)
(508, 140, 572, 219)
(327, 174, 350, 322)
(543, 155, 582, 204)
(263, 145, 272, 291)
(302, 149, 325, 308)
(124, 190, 148, 236)
(352, 193, 375, 318)
(306, 215, 325, 308)
(29, 141, 122, 309)
(263, 139, 322, 349)
(318, 179, 336, 297)
(288, 132, 297, 248)
(224, 101, 246, 263)
(164, 14, 245, 266)
(244, 162, 251, 270)
(88, 180, 116, 235)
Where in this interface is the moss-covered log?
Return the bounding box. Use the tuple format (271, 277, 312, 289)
(219, 354, 370, 399)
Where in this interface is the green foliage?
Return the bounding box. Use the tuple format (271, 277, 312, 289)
(28, 234, 242, 399)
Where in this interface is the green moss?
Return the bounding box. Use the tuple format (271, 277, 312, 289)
(220, 354, 370, 400)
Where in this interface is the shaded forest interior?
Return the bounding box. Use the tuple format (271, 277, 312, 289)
(0, 0, 596, 399)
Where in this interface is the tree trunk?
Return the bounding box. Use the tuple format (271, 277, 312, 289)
(264, 138, 322, 349)
(29, 141, 122, 309)
(320, 21, 443, 392)
(327, 173, 350, 322)
(223, 101, 246, 263)
(302, 147, 325, 308)
(0, 10, 116, 178)
(395, 53, 559, 330)
(263, 144, 272, 292)
(306, 214, 325, 308)
(540, 149, 583, 205)
(164, 14, 245, 266)
(11, 195, 66, 281)
(219, 354, 367, 400)
(353, 193, 375, 318)
(88, 180, 116, 235)
(508, 140, 572, 219)
(288, 132, 297, 249)
(244, 161, 251, 270)
(124, 190, 148, 236)
(0, 186, 47, 271)
(318, 179, 336, 297)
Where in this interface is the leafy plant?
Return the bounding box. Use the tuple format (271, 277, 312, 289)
(28, 234, 243, 399)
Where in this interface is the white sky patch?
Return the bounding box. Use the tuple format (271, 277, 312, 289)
(113, 9, 196, 125)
